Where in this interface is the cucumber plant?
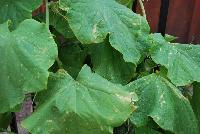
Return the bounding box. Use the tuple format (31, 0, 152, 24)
(0, 0, 199, 134)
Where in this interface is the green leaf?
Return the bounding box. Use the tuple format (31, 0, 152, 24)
(0, 0, 42, 29)
(0, 19, 57, 113)
(150, 33, 200, 86)
(116, 0, 135, 8)
(191, 82, 200, 131)
(59, 0, 150, 64)
(164, 34, 177, 42)
(49, 3, 75, 38)
(22, 65, 137, 134)
(135, 126, 162, 134)
(125, 74, 199, 134)
(0, 113, 11, 131)
(88, 41, 136, 84)
(59, 41, 87, 78)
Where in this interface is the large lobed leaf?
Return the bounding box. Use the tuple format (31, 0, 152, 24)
(0, 19, 57, 113)
(22, 65, 137, 134)
(126, 74, 199, 134)
(59, 0, 150, 64)
(0, 0, 42, 29)
(150, 33, 200, 86)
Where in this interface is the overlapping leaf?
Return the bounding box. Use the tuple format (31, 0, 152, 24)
(59, 0, 150, 64)
(125, 74, 199, 134)
(150, 33, 200, 86)
(135, 126, 162, 134)
(0, 0, 42, 29)
(58, 40, 87, 78)
(116, 0, 134, 8)
(49, 3, 75, 38)
(0, 113, 11, 131)
(22, 65, 137, 134)
(191, 83, 200, 132)
(87, 41, 136, 84)
(0, 19, 57, 113)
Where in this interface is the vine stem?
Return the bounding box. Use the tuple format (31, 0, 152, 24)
(56, 57, 64, 69)
(138, 0, 146, 18)
(45, 0, 49, 28)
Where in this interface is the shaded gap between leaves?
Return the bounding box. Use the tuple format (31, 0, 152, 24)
(10, 112, 18, 134)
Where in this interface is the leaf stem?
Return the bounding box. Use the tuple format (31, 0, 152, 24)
(138, 0, 146, 18)
(45, 0, 49, 28)
(56, 57, 64, 69)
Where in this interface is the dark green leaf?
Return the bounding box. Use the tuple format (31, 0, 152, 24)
(59, 41, 87, 78)
(88, 41, 136, 84)
(116, 0, 135, 8)
(0, 113, 11, 131)
(135, 126, 162, 134)
(191, 82, 200, 132)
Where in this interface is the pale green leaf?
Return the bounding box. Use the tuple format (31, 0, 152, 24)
(150, 33, 200, 86)
(59, 0, 150, 64)
(0, 19, 57, 113)
(22, 65, 137, 134)
(126, 74, 199, 134)
(88, 41, 136, 84)
(0, 0, 42, 29)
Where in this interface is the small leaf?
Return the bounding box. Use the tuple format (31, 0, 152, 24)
(59, 0, 150, 64)
(0, 0, 42, 29)
(0, 19, 57, 113)
(126, 74, 199, 134)
(150, 33, 200, 86)
(164, 34, 177, 42)
(22, 65, 137, 134)
(88, 41, 136, 84)
(116, 0, 135, 8)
